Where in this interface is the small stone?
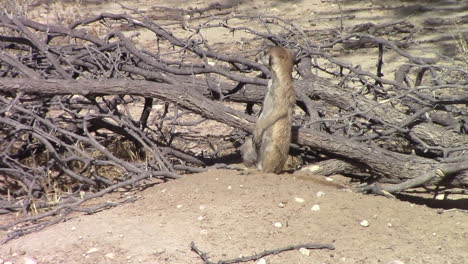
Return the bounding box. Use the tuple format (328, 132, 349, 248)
(316, 191, 326, 197)
(119, 234, 124, 238)
(199, 205, 206, 210)
(239, 185, 244, 188)
(161, 189, 166, 193)
(256, 258, 267, 264)
(387, 223, 393, 227)
(154, 249, 165, 255)
(300, 165, 320, 172)
(387, 260, 405, 264)
(294, 197, 305, 203)
(273, 222, 283, 228)
(311, 204, 320, 211)
(176, 204, 183, 208)
(23, 257, 38, 264)
(71, 226, 76, 231)
(200, 229, 208, 235)
(197, 216, 204, 221)
(299, 247, 310, 256)
(432, 232, 437, 236)
(105, 253, 115, 259)
(86, 248, 99, 255)
(325, 177, 334, 182)
(360, 220, 370, 227)
(278, 202, 285, 208)
(227, 186, 232, 190)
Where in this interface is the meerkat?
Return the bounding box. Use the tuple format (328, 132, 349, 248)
(241, 46, 296, 173)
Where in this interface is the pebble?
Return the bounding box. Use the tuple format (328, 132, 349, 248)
(387, 260, 405, 264)
(299, 247, 310, 256)
(105, 253, 115, 259)
(273, 222, 283, 228)
(197, 216, 204, 221)
(301, 165, 320, 172)
(360, 220, 370, 227)
(86, 248, 99, 255)
(199, 205, 206, 210)
(257, 258, 267, 264)
(227, 186, 232, 190)
(23, 257, 37, 264)
(311, 204, 320, 211)
(325, 177, 334, 182)
(278, 202, 285, 208)
(294, 197, 305, 203)
(316, 191, 326, 197)
(176, 204, 183, 208)
(154, 249, 166, 255)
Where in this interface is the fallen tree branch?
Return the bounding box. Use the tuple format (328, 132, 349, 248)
(190, 241, 335, 264)
(1, 78, 467, 193)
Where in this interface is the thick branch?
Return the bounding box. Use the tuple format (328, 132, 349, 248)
(1, 78, 467, 191)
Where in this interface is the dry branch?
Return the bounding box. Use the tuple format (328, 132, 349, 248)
(2, 78, 467, 192)
(190, 241, 334, 264)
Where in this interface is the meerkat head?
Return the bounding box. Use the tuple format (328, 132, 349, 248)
(259, 46, 295, 78)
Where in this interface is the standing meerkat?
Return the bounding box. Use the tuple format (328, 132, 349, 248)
(241, 46, 296, 173)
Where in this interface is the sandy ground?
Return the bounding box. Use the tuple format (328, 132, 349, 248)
(1, 0, 468, 263)
(1, 169, 467, 264)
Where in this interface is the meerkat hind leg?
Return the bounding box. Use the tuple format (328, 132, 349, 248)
(258, 143, 288, 174)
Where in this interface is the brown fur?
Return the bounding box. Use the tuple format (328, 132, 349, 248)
(242, 47, 296, 173)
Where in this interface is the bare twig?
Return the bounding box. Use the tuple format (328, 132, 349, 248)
(190, 241, 335, 264)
